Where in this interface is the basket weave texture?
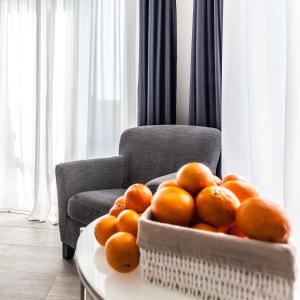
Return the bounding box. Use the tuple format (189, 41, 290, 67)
(137, 208, 296, 300)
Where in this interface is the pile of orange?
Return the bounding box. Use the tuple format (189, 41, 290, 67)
(95, 162, 291, 273)
(153, 162, 290, 243)
(94, 184, 152, 273)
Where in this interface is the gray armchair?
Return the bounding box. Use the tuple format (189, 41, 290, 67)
(56, 125, 221, 259)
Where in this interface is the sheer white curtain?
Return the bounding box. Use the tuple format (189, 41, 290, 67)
(0, 0, 138, 223)
(87, 0, 137, 157)
(285, 0, 300, 237)
(222, 0, 300, 238)
(222, 0, 286, 204)
(0, 0, 38, 214)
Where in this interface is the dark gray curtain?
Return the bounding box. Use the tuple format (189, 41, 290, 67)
(189, 0, 223, 130)
(138, 0, 177, 126)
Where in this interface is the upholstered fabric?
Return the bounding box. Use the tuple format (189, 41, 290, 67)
(56, 156, 126, 248)
(146, 172, 177, 194)
(67, 189, 125, 225)
(56, 125, 221, 253)
(120, 125, 221, 186)
(63, 218, 83, 249)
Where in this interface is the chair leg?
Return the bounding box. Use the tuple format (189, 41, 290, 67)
(62, 242, 75, 260)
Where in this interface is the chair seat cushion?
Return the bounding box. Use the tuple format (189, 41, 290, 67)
(67, 189, 126, 225)
(146, 172, 177, 194)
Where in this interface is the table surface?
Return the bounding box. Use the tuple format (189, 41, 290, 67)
(76, 219, 300, 300)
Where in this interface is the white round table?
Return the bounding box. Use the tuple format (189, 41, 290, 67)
(75, 219, 193, 300)
(76, 219, 300, 300)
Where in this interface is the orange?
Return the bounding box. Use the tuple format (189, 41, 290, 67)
(117, 209, 139, 237)
(218, 225, 231, 234)
(158, 179, 178, 189)
(221, 180, 259, 202)
(109, 196, 126, 217)
(196, 186, 240, 227)
(105, 232, 140, 273)
(220, 174, 246, 185)
(228, 223, 247, 238)
(192, 223, 218, 233)
(213, 175, 222, 185)
(94, 215, 118, 246)
(177, 162, 215, 195)
(152, 186, 194, 226)
(189, 207, 202, 226)
(124, 184, 152, 213)
(236, 197, 290, 243)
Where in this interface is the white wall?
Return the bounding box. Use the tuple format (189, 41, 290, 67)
(176, 0, 193, 124)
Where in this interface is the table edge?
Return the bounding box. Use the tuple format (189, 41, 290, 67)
(75, 251, 104, 300)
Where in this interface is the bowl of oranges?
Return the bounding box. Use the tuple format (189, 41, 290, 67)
(94, 162, 295, 300)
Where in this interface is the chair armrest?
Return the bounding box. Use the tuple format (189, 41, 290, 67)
(146, 172, 177, 194)
(55, 155, 126, 240)
(55, 155, 126, 200)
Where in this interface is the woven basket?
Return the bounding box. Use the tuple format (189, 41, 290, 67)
(137, 208, 296, 300)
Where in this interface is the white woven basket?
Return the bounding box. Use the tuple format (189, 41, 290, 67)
(137, 208, 296, 300)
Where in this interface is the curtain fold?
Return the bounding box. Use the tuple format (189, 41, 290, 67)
(284, 0, 300, 239)
(0, 0, 138, 223)
(87, 0, 137, 158)
(222, 0, 287, 204)
(29, 0, 88, 223)
(222, 0, 300, 240)
(189, 0, 223, 130)
(138, 0, 177, 125)
(0, 0, 38, 213)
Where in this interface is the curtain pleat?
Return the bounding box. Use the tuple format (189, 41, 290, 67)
(222, 0, 286, 204)
(189, 0, 223, 130)
(138, 0, 177, 125)
(0, 0, 138, 223)
(283, 0, 300, 239)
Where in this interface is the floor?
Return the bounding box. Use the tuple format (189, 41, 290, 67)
(0, 211, 82, 300)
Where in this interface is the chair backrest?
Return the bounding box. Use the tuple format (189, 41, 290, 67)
(119, 125, 221, 186)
